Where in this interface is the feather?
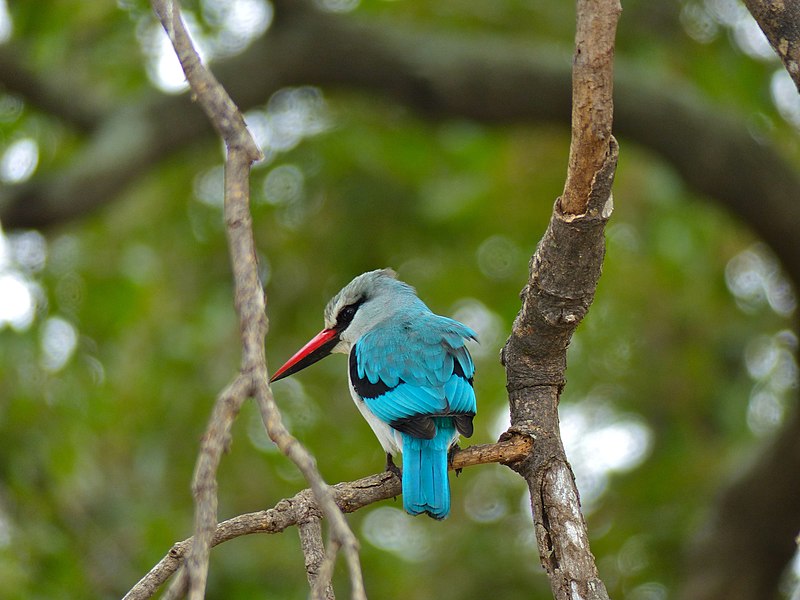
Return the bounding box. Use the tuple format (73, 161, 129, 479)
(339, 276, 478, 519)
(401, 420, 455, 519)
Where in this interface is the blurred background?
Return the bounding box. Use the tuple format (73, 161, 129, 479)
(0, 0, 798, 598)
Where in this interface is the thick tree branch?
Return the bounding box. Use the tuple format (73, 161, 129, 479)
(1, 5, 797, 294)
(501, 1, 620, 598)
(122, 436, 533, 600)
(0, 46, 106, 131)
(744, 0, 800, 92)
(678, 405, 800, 600)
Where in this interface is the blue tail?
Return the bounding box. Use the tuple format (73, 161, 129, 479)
(401, 419, 455, 520)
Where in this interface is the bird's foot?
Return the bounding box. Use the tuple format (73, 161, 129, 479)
(449, 444, 463, 477)
(385, 453, 402, 478)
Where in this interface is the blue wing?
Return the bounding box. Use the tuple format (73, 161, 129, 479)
(349, 311, 477, 439)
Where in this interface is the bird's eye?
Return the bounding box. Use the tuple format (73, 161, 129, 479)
(336, 299, 363, 329)
(341, 306, 355, 321)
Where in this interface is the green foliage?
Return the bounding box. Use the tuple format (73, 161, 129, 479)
(0, 1, 797, 599)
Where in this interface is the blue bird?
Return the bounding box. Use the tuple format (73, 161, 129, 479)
(270, 269, 477, 519)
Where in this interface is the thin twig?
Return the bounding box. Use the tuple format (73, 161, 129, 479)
(122, 436, 532, 600)
(161, 567, 188, 600)
(148, 1, 366, 599)
(149, 2, 261, 597)
(313, 534, 340, 600)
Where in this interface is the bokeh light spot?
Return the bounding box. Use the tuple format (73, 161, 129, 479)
(560, 398, 653, 511)
(8, 230, 47, 273)
(771, 69, 800, 130)
(0, 0, 11, 42)
(476, 235, 525, 281)
(726, 243, 796, 316)
(362, 507, 432, 562)
(451, 298, 504, 360)
(0, 273, 35, 331)
(202, 0, 272, 57)
(1, 138, 39, 184)
(40, 316, 78, 373)
(262, 164, 305, 206)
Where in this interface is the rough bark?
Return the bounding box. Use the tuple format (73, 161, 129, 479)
(122, 436, 532, 600)
(499, 0, 620, 597)
(503, 140, 618, 600)
(744, 0, 800, 92)
(298, 519, 336, 600)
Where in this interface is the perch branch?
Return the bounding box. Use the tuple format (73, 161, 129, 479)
(122, 435, 532, 600)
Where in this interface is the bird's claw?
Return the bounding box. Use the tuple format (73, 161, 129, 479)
(385, 453, 402, 478)
(448, 444, 463, 477)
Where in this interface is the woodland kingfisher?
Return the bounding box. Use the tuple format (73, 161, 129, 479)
(270, 269, 477, 519)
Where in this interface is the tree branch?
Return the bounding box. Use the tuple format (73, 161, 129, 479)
(0, 46, 106, 131)
(149, 2, 261, 597)
(2, 6, 797, 296)
(298, 518, 336, 600)
(501, 1, 620, 598)
(678, 405, 800, 600)
(561, 0, 618, 214)
(122, 436, 533, 600)
(743, 0, 800, 92)
(149, 1, 364, 598)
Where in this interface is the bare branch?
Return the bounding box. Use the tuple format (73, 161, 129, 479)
(502, 0, 620, 598)
(560, 0, 618, 214)
(298, 519, 336, 600)
(162, 568, 189, 600)
(148, 1, 365, 598)
(187, 376, 251, 598)
(149, 1, 260, 596)
(743, 0, 800, 92)
(122, 436, 532, 600)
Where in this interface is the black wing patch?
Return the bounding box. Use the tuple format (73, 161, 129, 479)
(391, 415, 437, 439)
(452, 356, 474, 385)
(349, 349, 396, 399)
(350, 346, 476, 440)
(453, 414, 474, 438)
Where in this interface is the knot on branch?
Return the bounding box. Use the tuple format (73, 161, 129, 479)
(283, 489, 323, 525)
(169, 542, 188, 559)
(536, 290, 591, 329)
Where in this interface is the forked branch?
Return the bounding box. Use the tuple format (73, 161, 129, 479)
(148, 1, 364, 598)
(123, 436, 532, 600)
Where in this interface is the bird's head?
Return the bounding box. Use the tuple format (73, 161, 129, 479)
(270, 269, 419, 382)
